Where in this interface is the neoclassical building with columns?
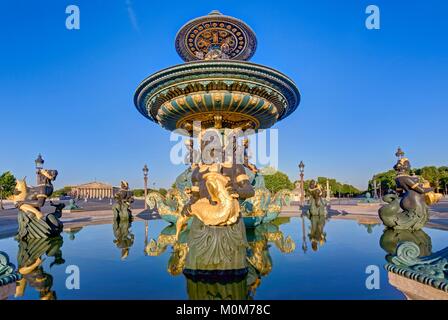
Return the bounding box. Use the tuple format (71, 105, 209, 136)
(71, 182, 119, 199)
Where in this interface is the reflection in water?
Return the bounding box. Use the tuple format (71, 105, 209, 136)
(113, 220, 135, 260)
(64, 227, 83, 240)
(358, 222, 381, 234)
(4, 217, 446, 300)
(380, 228, 432, 261)
(307, 215, 327, 252)
(146, 216, 296, 300)
(145, 223, 188, 276)
(16, 237, 64, 300)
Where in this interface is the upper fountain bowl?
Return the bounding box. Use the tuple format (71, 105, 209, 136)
(175, 10, 257, 62)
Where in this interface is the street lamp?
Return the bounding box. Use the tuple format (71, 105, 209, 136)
(35, 153, 44, 184)
(143, 164, 149, 209)
(299, 161, 305, 206)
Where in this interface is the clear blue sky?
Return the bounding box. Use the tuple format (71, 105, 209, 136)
(1, 0, 447, 190)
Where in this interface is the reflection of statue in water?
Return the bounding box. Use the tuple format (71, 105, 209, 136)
(112, 181, 134, 222)
(13, 169, 64, 239)
(112, 219, 134, 260)
(15, 237, 64, 300)
(359, 222, 381, 234)
(380, 228, 432, 262)
(144, 224, 189, 276)
(65, 227, 83, 240)
(379, 156, 442, 231)
(308, 215, 327, 251)
(186, 277, 248, 300)
(146, 216, 295, 299)
(245, 221, 295, 298)
(307, 180, 327, 217)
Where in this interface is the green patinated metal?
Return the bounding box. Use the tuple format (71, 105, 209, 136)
(385, 241, 448, 293)
(0, 251, 21, 286)
(134, 60, 300, 132)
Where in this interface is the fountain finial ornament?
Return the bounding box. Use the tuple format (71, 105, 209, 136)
(379, 149, 443, 231)
(175, 10, 257, 62)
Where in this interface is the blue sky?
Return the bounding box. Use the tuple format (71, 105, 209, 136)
(1, 0, 447, 190)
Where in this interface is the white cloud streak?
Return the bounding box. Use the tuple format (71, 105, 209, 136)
(126, 0, 140, 32)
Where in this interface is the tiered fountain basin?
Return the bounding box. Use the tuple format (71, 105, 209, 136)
(134, 60, 300, 132)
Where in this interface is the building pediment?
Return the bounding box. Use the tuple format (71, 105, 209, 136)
(74, 182, 113, 189)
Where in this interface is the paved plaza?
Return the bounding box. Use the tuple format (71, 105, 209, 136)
(2, 197, 448, 239)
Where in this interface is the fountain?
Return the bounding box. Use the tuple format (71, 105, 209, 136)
(135, 11, 300, 230)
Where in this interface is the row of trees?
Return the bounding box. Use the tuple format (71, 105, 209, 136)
(368, 166, 448, 196)
(262, 169, 361, 197)
(4, 165, 446, 203)
(299, 177, 361, 197)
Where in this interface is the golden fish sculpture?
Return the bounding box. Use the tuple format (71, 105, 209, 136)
(190, 171, 240, 226)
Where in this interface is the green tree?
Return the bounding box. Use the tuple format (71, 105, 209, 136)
(264, 170, 294, 194)
(368, 170, 396, 196)
(370, 165, 448, 195)
(0, 171, 16, 199)
(133, 189, 145, 197)
(133, 188, 167, 197)
(416, 166, 440, 191)
(51, 186, 73, 198)
(299, 177, 361, 197)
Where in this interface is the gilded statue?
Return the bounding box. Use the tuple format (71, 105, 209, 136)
(175, 131, 255, 237)
(13, 169, 64, 239)
(112, 181, 134, 222)
(307, 180, 327, 217)
(379, 157, 442, 231)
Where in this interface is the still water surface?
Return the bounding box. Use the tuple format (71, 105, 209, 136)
(1, 217, 447, 300)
